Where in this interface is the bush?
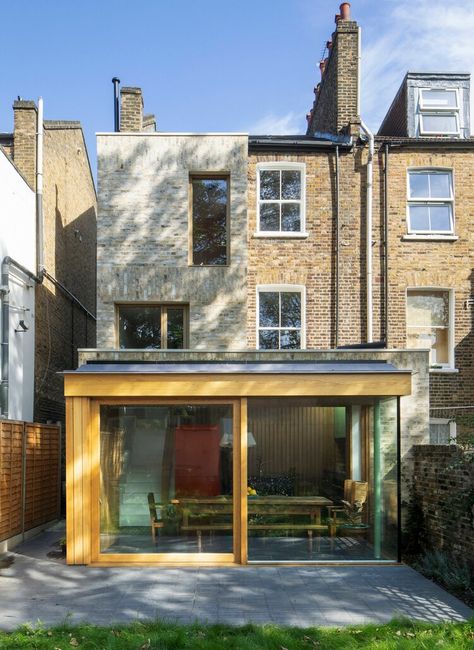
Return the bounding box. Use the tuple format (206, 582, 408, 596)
(417, 550, 471, 592)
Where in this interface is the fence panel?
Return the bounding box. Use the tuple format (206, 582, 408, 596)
(0, 420, 60, 542)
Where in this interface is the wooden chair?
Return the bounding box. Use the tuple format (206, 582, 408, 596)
(147, 492, 164, 545)
(328, 480, 368, 536)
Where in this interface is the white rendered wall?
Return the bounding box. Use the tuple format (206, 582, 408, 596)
(0, 150, 36, 421)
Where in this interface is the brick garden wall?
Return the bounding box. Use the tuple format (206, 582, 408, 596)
(412, 445, 474, 564)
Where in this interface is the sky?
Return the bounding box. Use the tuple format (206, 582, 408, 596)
(1, 0, 474, 176)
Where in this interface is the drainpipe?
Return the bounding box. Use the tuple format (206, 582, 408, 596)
(384, 144, 390, 346)
(357, 25, 374, 344)
(37, 97, 45, 276)
(335, 145, 340, 348)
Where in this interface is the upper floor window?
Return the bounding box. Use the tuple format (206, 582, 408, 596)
(257, 285, 304, 350)
(191, 175, 229, 266)
(406, 289, 453, 368)
(419, 88, 460, 136)
(257, 163, 305, 235)
(118, 304, 188, 349)
(407, 170, 454, 235)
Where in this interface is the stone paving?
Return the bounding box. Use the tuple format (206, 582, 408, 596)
(0, 525, 472, 630)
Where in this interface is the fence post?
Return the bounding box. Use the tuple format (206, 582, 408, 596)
(21, 422, 27, 540)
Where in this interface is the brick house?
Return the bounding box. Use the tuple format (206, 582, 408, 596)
(0, 99, 97, 424)
(64, 3, 471, 567)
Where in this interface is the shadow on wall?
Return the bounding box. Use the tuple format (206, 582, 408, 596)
(96, 136, 248, 350)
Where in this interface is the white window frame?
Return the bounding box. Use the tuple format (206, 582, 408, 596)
(429, 418, 456, 445)
(418, 87, 460, 136)
(256, 284, 306, 350)
(406, 287, 455, 370)
(406, 169, 455, 236)
(256, 162, 307, 237)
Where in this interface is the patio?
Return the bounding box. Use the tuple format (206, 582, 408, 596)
(0, 523, 471, 630)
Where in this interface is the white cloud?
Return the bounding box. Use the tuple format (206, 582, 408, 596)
(362, 0, 474, 131)
(247, 111, 302, 135)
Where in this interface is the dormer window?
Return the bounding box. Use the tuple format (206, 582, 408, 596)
(419, 88, 460, 136)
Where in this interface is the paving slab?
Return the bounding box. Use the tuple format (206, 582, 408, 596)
(0, 524, 471, 630)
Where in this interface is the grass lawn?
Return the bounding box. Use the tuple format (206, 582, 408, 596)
(0, 619, 473, 649)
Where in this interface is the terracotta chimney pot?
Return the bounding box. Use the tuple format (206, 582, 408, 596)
(340, 2, 351, 20)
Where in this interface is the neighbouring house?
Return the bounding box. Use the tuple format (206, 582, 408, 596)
(64, 2, 472, 567)
(0, 99, 97, 424)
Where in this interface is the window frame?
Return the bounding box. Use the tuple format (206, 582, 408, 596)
(405, 287, 455, 370)
(429, 418, 456, 445)
(256, 284, 306, 350)
(189, 173, 230, 267)
(115, 302, 189, 349)
(418, 87, 460, 136)
(406, 168, 455, 236)
(256, 162, 306, 237)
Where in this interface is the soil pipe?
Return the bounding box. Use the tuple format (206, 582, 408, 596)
(335, 145, 340, 348)
(384, 144, 390, 346)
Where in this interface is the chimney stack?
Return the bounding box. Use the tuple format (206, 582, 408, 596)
(12, 100, 37, 189)
(120, 87, 144, 132)
(306, 2, 360, 136)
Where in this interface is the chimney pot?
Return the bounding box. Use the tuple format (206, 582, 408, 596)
(326, 39, 333, 50)
(340, 2, 351, 20)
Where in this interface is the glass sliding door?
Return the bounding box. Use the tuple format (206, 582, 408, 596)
(246, 397, 399, 562)
(99, 403, 235, 557)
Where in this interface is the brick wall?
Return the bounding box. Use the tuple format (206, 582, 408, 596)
(34, 122, 97, 423)
(96, 133, 248, 350)
(381, 145, 474, 410)
(412, 445, 474, 564)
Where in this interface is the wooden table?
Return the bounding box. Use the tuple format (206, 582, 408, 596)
(173, 496, 334, 551)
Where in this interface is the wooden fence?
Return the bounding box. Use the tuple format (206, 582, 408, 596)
(0, 420, 61, 542)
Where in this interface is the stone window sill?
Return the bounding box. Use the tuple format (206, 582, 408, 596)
(429, 367, 459, 374)
(402, 235, 458, 242)
(253, 232, 309, 240)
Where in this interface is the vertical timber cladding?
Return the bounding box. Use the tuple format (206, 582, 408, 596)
(66, 398, 92, 565)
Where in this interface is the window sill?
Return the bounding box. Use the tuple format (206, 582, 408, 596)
(429, 367, 459, 374)
(402, 235, 458, 242)
(253, 232, 309, 239)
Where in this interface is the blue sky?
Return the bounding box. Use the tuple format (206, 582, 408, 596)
(1, 0, 474, 174)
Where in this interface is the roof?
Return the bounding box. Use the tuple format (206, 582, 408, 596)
(249, 134, 353, 151)
(65, 361, 408, 375)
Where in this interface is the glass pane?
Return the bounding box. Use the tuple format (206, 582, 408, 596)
(407, 290, 449, 327)
(192, 178, 228, 266)
(429, 421, 450, 444)
(407, 327, 449, 364)
(422, 113, 458, 133)
(281, 204, 301, 232)
(280, 329, 301, 349)
(259, 330, 279, 349)
(409, 173, 429, 198)
(260, 203, 280, 231)
(409, 205, 430, 231)
(247, 398, 399, 562)
(259, 292, 279, 327)
(281, 170, 301, 200)
(100, 404, 233, 554)
(429, 173, 451, 198)
(166, 308, 185, 349)
(118, 306, 161, 349)
(260, 170, 280, 200)
(281, 292, 301, 327)
(421, 89, 457, 108)
(429, 205, 452, 231)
